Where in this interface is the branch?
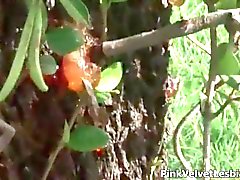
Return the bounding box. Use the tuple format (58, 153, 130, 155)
(173, 102, 200, 171)
(202, 2, 217, 175)
(173, 79, 224, 171)
(102, 8, 240, 56)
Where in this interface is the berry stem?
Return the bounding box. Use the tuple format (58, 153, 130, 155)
(41, 101, 85, 180)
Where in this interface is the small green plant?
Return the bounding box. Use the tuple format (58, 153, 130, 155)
(65, 124, 109, 152)
(168, 0, 240, 173)
(216, 43, 240, 75)
(95, 61, 123, 104)
(0, 0, 124, 158)
(0, 0, 42, 101)
(0, 0, 91, 101)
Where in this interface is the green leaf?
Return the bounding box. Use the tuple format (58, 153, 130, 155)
(41, 2, 48, 33)
(95, 62, 123, 92)
(40, 55, 58, 75)
(63, 121, 70, 143)
(28, 7, 48, 92)
(67, 125, 109, 152)
(111, 89, 120, 94)
(95, 91, 112, 104)
(46, 26, 84, 55)
(221, 75, 240, 91)
(24, 0, 48, 33)
(0, 0, 37, 101)
(59, 0, 90, 26)
(216, 43, 240, 75)
(211, 119, 223, 143)
(215, 0, 237, 9)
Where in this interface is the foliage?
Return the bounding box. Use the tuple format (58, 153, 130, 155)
(59, 0, 90, 26)
(0, 0, 124, 155)
(66, 125, 109, 152)
(40, 55, 58, 75)
(0, 0, 39, 101)
(167, 0, 240, 171)
(45, 26, 84, 55)
(216, 43, 240, 75)
(1, 0, 240, 178)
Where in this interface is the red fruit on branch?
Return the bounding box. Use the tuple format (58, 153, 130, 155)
(62, 51, 101, 92)
(94, 148, 104, 157)
(44, 74, 58, 86)
(43, 64, 68, 89)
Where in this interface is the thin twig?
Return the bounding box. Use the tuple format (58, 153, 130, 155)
(173, 78, 225, 172)
(102, 8, 239, 56)
(202, 1, 218, 176)
(186, 35, 211, 55)
(173, 102, 200, 171)
(41, 102, 85, 180)
(179, 11, 211, 56)
(100, 3, 108, 41)
(213, 90, 240, 119)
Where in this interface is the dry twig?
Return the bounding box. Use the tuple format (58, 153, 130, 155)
(102, 9, 240, 56)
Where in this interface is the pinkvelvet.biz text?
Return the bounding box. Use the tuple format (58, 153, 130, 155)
(160, 169, 240, 178)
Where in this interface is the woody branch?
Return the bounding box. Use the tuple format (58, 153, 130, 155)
(102, 8, 240, 56)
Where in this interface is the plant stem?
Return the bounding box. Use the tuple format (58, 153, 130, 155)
(100, 3, 108, 41)
(102, 8, 239, 57)
(202, 2, 217, 178)
(173, 102, 200, 171)
(41, 102, 85, 180)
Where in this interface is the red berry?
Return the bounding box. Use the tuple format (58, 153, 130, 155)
(95, 148, 104, 157)
(44, 74, 57, 86)
(43, 65, 68, 90)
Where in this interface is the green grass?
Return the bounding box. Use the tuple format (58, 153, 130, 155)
(166, 0, 240, 175)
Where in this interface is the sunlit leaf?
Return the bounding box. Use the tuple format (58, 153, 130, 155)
(95, 91, 112, 104)
(216, 43, 240, 75)
(221, 75, 240, 91)
(59, 0, 90, 26)
(67, 125, 109, 152)
(46, 26, 84, 55)
(215, 0, 237, 9)
(95, 62, 123, 92)
(40, 55, 58, 75)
